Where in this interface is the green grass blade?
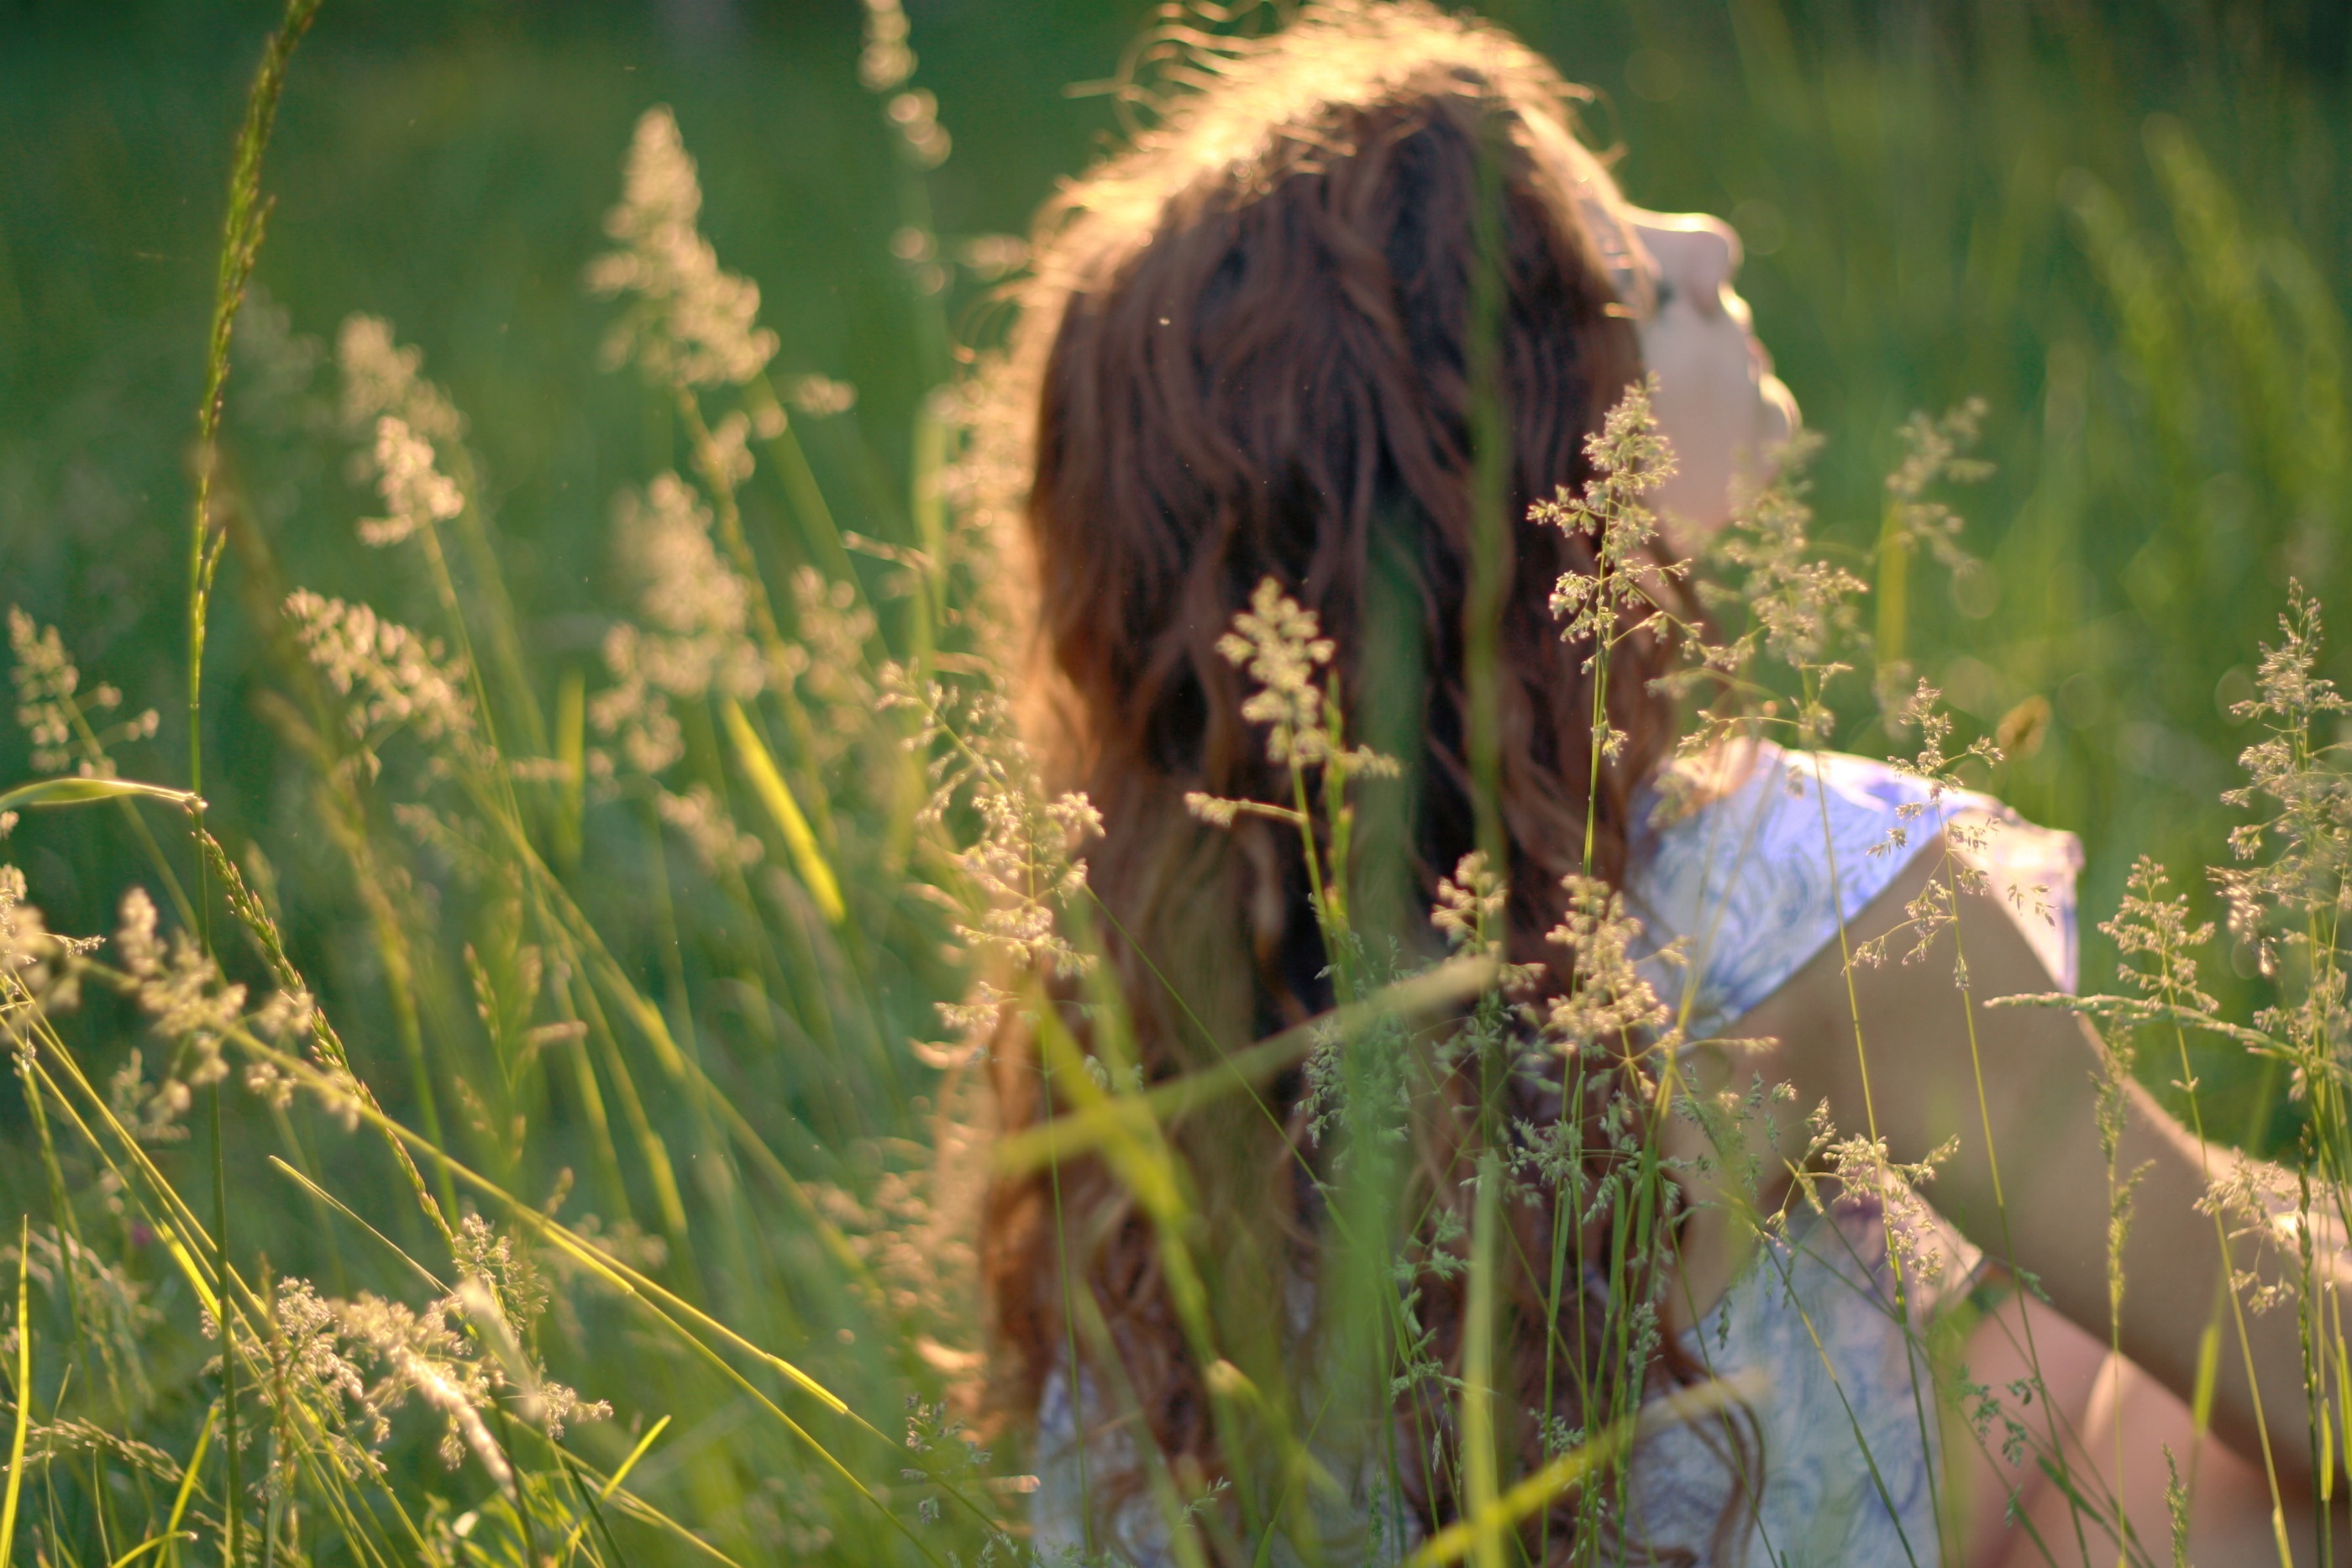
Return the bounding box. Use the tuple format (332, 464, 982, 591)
(3, 1218, 29, 1568)
(1460, 1153, 1502, 1568)
(556, 1415, 669, 1561)
(1406, 1371, 1767, 1567)
(0, 779, 202, 814)
(599, 1485, 747, 1567)
(264, 1159, 445, 1293)
(160, 1408, 212, 1568)
(995, 953, 1497, 1174)
(720, 696, 845, 923)
(555, 668, 585, 868)
(105, 1533, 189, 1568)
(186, 0, 323, 805)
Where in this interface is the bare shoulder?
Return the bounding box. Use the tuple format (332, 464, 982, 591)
(1721, 830, 2085, 1169)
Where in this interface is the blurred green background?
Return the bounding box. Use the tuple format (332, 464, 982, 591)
(2, 0, 2347, 1141)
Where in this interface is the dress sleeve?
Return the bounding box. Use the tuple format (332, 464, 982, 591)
(1625, 743, 2082, 1046)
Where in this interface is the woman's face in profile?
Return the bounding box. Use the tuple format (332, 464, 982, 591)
(1527, 106, 1798, 543)
(1620, 207, 1800, 543)
(1614, 206, 1801, 543)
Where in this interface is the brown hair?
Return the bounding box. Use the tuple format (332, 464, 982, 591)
(971, 3, 1704, 1557)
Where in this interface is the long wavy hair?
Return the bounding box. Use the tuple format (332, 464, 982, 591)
(971, 4, 1712, 1558)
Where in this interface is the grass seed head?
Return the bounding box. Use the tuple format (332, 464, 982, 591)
(587, 107, 780, 388)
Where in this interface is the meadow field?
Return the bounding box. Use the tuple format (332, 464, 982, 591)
(2, 1, 2349, 1562)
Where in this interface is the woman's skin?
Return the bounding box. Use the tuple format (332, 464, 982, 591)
(1677, 843, 2339, 1565)
(1523, 108, 1796, 541)
(1614, 185, 2339, 1560)
(1619, 207, 1799, 539)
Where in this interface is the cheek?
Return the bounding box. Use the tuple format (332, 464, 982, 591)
(1640, 319, 1755, 469)
(1638, 316, 1767, 541)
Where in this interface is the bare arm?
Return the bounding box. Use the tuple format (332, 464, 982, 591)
(1739, 833, 2332, 1485)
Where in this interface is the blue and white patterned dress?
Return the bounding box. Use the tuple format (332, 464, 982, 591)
(1031, 742, 2082, 1566)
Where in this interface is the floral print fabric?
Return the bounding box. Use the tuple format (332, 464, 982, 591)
(1625, 740, 2080, 1046)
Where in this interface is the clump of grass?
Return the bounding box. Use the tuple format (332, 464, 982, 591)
(3, 5, 1033, 1561)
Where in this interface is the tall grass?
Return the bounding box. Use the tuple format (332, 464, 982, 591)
(3, 3, 2350, 1565)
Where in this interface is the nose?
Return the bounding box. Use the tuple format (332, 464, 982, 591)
(1638, 213, 1741, 317)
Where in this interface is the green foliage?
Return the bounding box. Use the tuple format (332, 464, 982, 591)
(3, 2, 2352, 1564)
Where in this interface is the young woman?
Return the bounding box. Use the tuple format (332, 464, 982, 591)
(971, 3, 2335, 1561)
